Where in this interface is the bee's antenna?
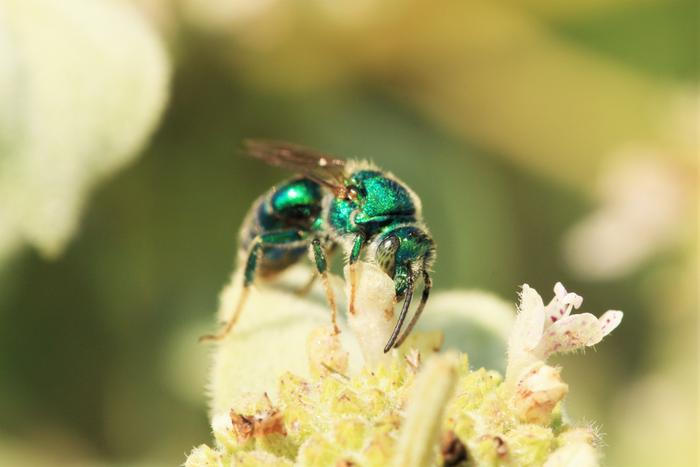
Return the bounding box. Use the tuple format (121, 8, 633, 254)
(384, 271, 414, 353)
(393, 270, 431, 349)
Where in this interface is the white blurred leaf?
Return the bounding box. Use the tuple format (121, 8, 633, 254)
(0, 0, 169, 262)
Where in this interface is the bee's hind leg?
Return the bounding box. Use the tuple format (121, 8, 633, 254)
(294, 272, 317, 297)
(311, 238, 340, 334)
(199, 239, 262, 342)
(200, 229, 307, 342)
(199, 287, 251, 342)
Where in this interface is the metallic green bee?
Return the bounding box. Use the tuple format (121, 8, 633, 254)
(201, 140, 435, 352)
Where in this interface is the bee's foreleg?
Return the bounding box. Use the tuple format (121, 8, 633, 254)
(393, 270, 431, 349)
(200, 229, 307, 342)
(311, 238, 340, 334)
(347, 233, 366, 315)
(384, 271, 415, 353)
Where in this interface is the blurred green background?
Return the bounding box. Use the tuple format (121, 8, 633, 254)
(0, 0, 697, 466)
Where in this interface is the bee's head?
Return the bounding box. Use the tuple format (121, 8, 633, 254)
(373, 224, 435, 296)
(371, 224, 436, 353)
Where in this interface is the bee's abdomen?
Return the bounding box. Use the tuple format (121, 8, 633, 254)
(239, 177, 324, 274)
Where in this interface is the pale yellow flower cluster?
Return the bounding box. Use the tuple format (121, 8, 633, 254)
(188, 263, 621, 466)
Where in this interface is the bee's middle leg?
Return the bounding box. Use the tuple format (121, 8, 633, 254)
(347, 233, 366, 316)
(310, 238, 340, 334)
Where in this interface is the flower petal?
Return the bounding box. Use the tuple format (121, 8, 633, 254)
(553, 282, 568, 300)
(544, 282, 583, 325)
(505, 284, 547, 384)
(512, 284, 546, 352)
(599, 310, 623, 336)
(537, 313, 603, 357)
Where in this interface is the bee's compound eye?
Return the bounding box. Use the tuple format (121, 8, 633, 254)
(377, 234, 400, 276)
(382, 235, 400, 251)
(383, 237, 397, 249)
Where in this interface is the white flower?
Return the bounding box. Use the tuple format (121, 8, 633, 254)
(507, 282, 623, 385)
(564, 155, 689, 280)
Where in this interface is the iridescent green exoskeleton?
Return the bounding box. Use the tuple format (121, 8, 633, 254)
(200, 141, 436, 352)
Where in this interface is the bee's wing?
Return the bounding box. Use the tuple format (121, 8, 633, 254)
(244, 140, 348, 195)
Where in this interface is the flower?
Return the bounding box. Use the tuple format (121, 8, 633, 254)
(564, 155, 690, 280)
(187, 267, 622, 466)
(504, 282, 623, 426)
(188, 337, 602, 467)
(506, 282, 623, 385)
(208, 263, 513, 414)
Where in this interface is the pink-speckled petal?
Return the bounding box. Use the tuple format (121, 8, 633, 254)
(561, 292, 583, 310)
(543, 296, 561, 325)
(540, 313, 603, 356)
(553, 282, 568, 299)
(544, 283, 584, 327)
(599, 310, 623, 336)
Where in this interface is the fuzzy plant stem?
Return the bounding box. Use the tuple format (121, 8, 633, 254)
(391, 353, 458, 467)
